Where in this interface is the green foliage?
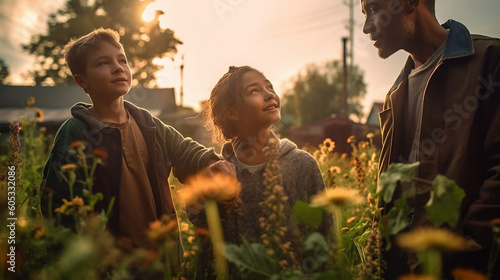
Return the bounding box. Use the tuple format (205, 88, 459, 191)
(292, 200, 323, 232)
(225, 239, 276, 278)
(21, 0, 182, 87)
(385, 196, 410, 236)
(377, 162, 419, 203)
(280, 60, 366, 126)
(425, 175, 465, 227)
(3, 110, 482, 280)
(0, 58, 9, 84)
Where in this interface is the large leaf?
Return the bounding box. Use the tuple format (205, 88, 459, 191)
(425, 175, 465, 227)
(386, 196, 410, 235)
(225, 239, 275, 277)
(292, 200, 323, 231)
(304, 232, 330, 266)
(378, 162, 420, 203)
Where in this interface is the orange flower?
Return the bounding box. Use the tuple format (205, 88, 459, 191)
(35, 109, 44, 122)
(398, 275, 436, 280)
(195, 228, 210, 237)
(179, 172, 241, 206)
(27, 96, 35, 106)
(93, 148, 108, 160)
(61, 163, 77, 171)
(70, 140, 83, 149)
(452, 268, 488, 280)
(147, 219, 178, 243)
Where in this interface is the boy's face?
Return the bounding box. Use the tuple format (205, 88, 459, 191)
(74, 41, 132, 100)
(361, 0, 415, 58)
(229, 70, 281, 131)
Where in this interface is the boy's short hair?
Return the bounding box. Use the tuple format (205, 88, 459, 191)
(62, 28, 122, 76)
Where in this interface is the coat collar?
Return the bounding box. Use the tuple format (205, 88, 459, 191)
(389, 20, 474, 93)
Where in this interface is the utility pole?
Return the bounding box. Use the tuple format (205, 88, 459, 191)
(342, 37, 348, 118)
(349, 0, 354, 68)
(344, 0, 354, 119)
(179, 54, 184, 107)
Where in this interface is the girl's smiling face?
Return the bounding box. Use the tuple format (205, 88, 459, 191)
(230, 70, 281, 133)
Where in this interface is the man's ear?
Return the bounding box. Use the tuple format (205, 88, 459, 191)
(406, 0, 419, 13)
(73, 74, 88, 93)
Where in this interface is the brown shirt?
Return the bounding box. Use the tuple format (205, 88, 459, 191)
(106, 112, 157, 248)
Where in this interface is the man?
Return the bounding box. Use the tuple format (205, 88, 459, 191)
(361, 0, 500, 278)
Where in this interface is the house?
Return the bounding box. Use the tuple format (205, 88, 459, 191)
(365, 102, 384, 127)
(0, 85, 210, 147)
(287, 117, 366, 154)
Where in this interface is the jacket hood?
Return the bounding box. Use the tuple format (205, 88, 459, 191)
(221, 131, 297, 161)
(70, 101, 155, 129)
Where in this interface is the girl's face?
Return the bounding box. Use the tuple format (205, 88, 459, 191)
(230, 70, 281, 133)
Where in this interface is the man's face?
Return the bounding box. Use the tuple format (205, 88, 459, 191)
(361, 0, 415, 58)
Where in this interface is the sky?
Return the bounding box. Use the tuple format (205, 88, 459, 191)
(1, 0, 500, 121)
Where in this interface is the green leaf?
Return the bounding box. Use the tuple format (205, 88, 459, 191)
(225, 239, 275, 277)
(378, 162, 420, 203)
(292, 200, 323, 231)
(271, 270, 304, 280)
(387, 196, 410, 235)
(304, 232, 330, 266)
(311, 271, 336, 280)
(425, 175, 465, 227)
(353, 229, 372, 264)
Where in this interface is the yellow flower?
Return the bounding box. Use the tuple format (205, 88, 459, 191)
(328, 166, 341, 174)
(54, 198, 71, 214)
(396, 227, 467, 252)
(71, 196, 84, 207)
(179, 172, 241, 206)
(27, 96, 35, 106)
(452, 268, 488, 280)
(366, 132, 374, 139)
(54, 196, 89, 215)
(347, 135, 356, 144)
(322, 138, 335, 152)
(310, 187, 363, 208)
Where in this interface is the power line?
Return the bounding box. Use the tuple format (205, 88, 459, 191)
(268, 4, 346, 32)
(262, 17, 346, 39)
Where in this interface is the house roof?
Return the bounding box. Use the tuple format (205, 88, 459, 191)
(366, 102, 384, 126)
(0, 85, 176, 125)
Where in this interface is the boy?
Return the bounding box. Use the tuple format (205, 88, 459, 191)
(41, 28, 235, 267)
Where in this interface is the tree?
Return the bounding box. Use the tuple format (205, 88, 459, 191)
(0, 59, 9, 84)
(22, 0, 182, 87)
(281, 60, 366, 126)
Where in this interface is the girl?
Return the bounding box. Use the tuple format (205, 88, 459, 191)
(190, 66, 331, 278)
